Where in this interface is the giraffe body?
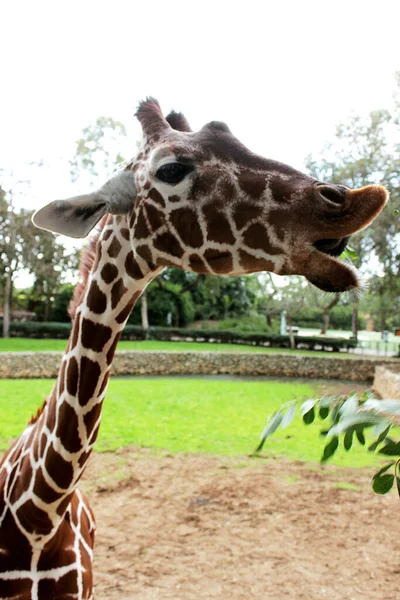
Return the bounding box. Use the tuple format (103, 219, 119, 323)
(0, 99, 388, 598)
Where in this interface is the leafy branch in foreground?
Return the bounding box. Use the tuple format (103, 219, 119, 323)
(255, 392, 400, 498)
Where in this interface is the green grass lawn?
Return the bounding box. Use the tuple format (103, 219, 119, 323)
(0, 377, 382, 469)
(0, 338, 362, 358)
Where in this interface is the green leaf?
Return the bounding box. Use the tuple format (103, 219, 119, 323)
(321, 436, 339, 462)
(301, 399, 316, 416)
(397, 476, 400, 497)
(373, 461, 395, 479)
(356, 429, 366, 445)
(281, 404, 296, 429)
(340, 395, 359, 417)
(372, 474, 394, 495)
(318, 396, 337, 409)
(319, 406, 330, 420)
(344, 430, 353, 451)
(376, 400, 400, 416)
(368, 423, 392, 452)
(340, 247, 358, 260)
(255, 409, 283, 452)
(328, 414, 382, 438)
(378, 440, 400, 456)
(394, 209, 399, 217)
(303, 406, 315, 425)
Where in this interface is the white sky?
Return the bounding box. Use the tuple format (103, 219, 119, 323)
(1, 0, 400, 286)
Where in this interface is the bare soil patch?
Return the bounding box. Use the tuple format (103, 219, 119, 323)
(81, 449, 400, 600)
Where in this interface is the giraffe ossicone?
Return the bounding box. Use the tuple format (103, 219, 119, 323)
(0, 98, 388, 600)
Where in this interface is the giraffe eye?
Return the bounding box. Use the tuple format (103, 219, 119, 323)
(155, 163, 193, 185)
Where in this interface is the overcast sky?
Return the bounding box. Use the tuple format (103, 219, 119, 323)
(1, 0, 400, 212)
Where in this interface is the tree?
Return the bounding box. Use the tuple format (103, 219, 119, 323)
(308, 288, 340, 335)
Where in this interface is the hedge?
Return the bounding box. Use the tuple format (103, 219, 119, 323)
(8, 322, 357, 352)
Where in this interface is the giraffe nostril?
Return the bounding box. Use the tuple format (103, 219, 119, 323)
(317, 184, 347, 206)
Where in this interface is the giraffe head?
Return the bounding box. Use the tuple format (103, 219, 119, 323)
(33, 98, 388, 292)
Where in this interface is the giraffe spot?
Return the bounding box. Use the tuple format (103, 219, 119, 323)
(169, 207, 203, 248)
(92, 242, 102, 273)
(102, 228, 113, 241)
(243, 223, 282, 254)
(84, 402, 102, 438)
(148, 187, 165, 207)
(111, 278, 128, 310)
(136, 244, 155, 267)
(238, 171, 266, 198)
(189, 254, 211, 274)
(204, 249, 233, 273)
(40, 432, 47, 456)
(135, 207, 151, 239)
(154, 231, 184, 258)
(0, 579, 33, 597)
(10, 461, 33, 501)
(46, 443, 74, 489)
(233, 203, 263, 230)
(219, 178, 236, 202)
(56, 401, 82, 452)
(16, 499, 54, 535)
(78, 450, 92, 468)
(238, 249, 274, 272)
(70, 312, 81, 351)
(88, 422, 101, 445)
(38, 571, 79, 597)
(40, 515, 77, 565)
(168, 194, 180, 202)
(81, 318, 112, 352)
(107, 235, 122, 258)
(78, 357, 101, 406)
(0, 512, 31, 570)
(267, 209, 287, 243)
(66, 356, 79, 396)
(87, 280, 107, 314)
(101, 262, 119, 284)
(203, 204, 235, 245)
(145, 203, 164, 231)
(55, 493, 74, 517)
(33, 467, 62, 504)
(125, 251, 144, 279)
(106, 333, 121, 364)
(143, 180, 151, 190)
(98, 371, 110, 396)
(120, 227, 130, 240)
(115, 291, 141, 324)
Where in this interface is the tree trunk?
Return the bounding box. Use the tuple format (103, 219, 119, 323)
(2, 270, 12, 338)
(287, 317, 296, 350)
(320, 310, 330, 335)
(352, 294, 359, 341)
(44, 294, 51, 322)
(141, 291, 149, 339)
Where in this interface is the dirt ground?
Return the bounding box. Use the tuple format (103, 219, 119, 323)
(81, 449, 400, 600)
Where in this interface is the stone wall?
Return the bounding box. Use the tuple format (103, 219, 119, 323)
(0, 351, 397, 381)
(373, 365, 400, 399)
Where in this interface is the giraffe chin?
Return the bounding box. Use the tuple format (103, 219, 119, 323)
(303, 249, 361, 293)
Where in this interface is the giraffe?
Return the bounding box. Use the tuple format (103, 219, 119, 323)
(0, 98, 388, 599)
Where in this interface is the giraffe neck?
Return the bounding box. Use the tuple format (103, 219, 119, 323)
(0, 216, 161, 545)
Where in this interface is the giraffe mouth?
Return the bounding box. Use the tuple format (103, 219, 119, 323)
(313, 236, 350, 258)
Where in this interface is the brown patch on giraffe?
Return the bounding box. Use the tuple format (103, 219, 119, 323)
(56, 494, 73, 517)
(91, 242, 102, 274)
(115, 291, 141, 324)
(106, 333, 121, 365)
(46, 443, 74, 489)
(88, 422, 101, 445)
(33, 467, 62, 504)
(169, 207, 204, 248)
(38, 571, 79, 598)
(39, 432, 47, 456)
(58, 361, 66, 398)
(102, 228, 113, 241)
(98, 371, 110, 396)
(16, 499, 54, 535)
(202, 204, 235, 245)
(238, 171, 267, 198)
(267, 209, 287, 243)
(87, 280, 107, 314)
(111, 278, 128, 310)
(0, 579, 33, 597)
(135, 207, 151, 239)
(101, 263, 119, 284)
(243, 223, 282, 254)
(84, 402, 102, 437)
(56, 401, 82, 452)
(148, 187, 165, 207)
(168, 194, 181, 202)
(78, 450, 91, 468)
(108, 236, 122, 258)
(46, 402, 56, 432)
(125, 251, 144, 279)
(136, 244, 154, 265)
(78, 357, 101, 406)
(145, 203, 164, 231)
(115, 216, 122, 224)
(120, 227, 130, 240)
(238, 249, 275, 272)
(189, 254, 211, 274)
(66, 357, 79, 397)
(0, 512, 32, 571)
(81, 318, 112, 352)
(204, 249, 234, 273)
(233, 203, 263, 230)
(143, 180, 151, 190)
(71, 313, 81, 351)
(10, 461, 32, 500)
(154, 231, 184, 258)
(219, 178, 236, 202)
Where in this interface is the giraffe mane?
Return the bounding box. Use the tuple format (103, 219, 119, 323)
(68, 214, 109, 321)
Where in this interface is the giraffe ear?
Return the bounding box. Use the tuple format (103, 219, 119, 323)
(32, 171, 137, 238)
